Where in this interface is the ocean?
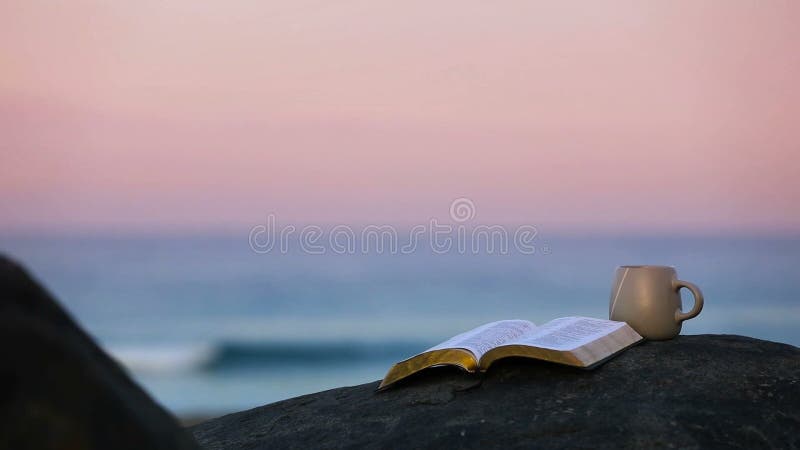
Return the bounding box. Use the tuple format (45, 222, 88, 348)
(2, 232, 798, 417)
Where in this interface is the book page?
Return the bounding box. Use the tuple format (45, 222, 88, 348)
(507, 317, 625, 351)
(426, 320, 536, 359)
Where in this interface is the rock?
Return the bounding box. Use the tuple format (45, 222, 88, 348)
(192, 335, 800, 449)
(0, 255, 199, 450)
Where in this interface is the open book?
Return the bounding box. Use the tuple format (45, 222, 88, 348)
(379, 316, 642, 389)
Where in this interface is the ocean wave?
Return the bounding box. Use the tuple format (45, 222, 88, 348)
(107, 340, 426, 375)
(107, 344, 217, 375)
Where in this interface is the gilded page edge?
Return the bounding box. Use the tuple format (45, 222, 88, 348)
(378, 348, 477, 390)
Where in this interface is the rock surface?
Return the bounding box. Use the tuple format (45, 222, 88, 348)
(0, 255, 199, 450)
(192, 334, 800, 449)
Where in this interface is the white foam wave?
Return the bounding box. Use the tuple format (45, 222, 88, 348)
(107, 344, 217, 375)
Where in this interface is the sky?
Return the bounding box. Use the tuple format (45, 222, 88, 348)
(2, 0, 799, 233)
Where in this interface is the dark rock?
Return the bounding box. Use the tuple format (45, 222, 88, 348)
(0, 255, 199, 450)
(192, 335, 800, 449)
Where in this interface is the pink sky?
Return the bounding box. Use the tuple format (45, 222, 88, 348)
(2, 1, 799, 233)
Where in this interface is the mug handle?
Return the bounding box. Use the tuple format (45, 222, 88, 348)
(673, 279, 704, 323)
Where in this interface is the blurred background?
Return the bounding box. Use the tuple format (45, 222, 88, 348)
(1, 1, 798, 419)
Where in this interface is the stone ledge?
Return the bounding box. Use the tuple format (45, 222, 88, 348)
(192, 334, 800, 449)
